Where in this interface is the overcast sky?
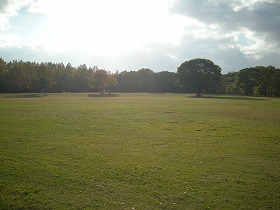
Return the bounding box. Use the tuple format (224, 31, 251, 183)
(0, 0, 279, 73)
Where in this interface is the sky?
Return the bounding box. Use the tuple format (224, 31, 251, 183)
(0, 0, 279, 73)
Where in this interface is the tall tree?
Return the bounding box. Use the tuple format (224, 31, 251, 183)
(233, 66, 280, 96)
(51, 63, 65, 92)
(0, 58, 6, 92)
(154, 71, 176, 92)
(36, 62, 56, 94)
(75, 64, 90, 92)
(63, 63, 75, 92)
(176, 58, 222, 96)
(237, 67, 258, 95)
(137, 68, 155, 92)
(116, 71, 138, 92)
(271, 68, 280, 96)
(254, 66, 276, 96)
(106, 74, 118, 93)
(223, 71, 244, 95)
(89, 70, 117, 94)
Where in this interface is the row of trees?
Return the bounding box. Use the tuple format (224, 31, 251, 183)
(0, 58, 279, 96)
(0, 58, 180, 94)
(0, 58, 97, 93)
(224, 66, 280, 96)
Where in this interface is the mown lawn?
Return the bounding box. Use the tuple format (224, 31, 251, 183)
(0, 93, 280, 209)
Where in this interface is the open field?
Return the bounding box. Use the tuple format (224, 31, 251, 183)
(0, 93, 280, 209)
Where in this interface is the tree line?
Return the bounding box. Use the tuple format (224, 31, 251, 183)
(224, 66, 280, 96)
(0, 58, 279, 96)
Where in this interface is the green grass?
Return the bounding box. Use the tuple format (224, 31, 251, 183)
(0, 93, 280, 209)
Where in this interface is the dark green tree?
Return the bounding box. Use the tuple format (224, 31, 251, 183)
(176, 58, 222, 96)
(63, 63, 75, 92)
(253, 66, 276, 96)
(136, 68, 155, 92)
(271, 68, 280, 96)
(237, 67, 260, 95)
(0, 58, 6, 92)
(75, 64, 90, 92)
(17, 61, 38, 92)
(223, 71, 245, 95)
(36, 62, 56, 94)
(116, 71, 139, 92)
(51, 63, 65, 92)
(154, 71, 176, 92)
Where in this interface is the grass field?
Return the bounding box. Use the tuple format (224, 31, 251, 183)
(0, 93, 280, 209)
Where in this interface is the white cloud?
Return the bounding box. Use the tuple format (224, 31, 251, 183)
(171, 0, 280, 65)
(0, 31, 21, 47)
(24, 0, 193, 55)
(0, 0, 33, 30)
(231, 0, 275, 11)
(0, 0, 279, 73)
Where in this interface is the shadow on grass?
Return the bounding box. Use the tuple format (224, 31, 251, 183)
(3, 94, 45, 98)
(188, 95, 269, 101)
(88, 93, 119, 97)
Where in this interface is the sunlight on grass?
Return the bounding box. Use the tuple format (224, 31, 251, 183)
(0, 93, 280, 209)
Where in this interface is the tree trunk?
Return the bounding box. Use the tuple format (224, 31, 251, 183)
(101, 85, 105, 95)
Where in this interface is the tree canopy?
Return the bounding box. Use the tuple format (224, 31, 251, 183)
(0, 57, 279, 96)
(236, 66, 280, 96)
(89, 70, 118, 94)
(176, 58, 222, 96)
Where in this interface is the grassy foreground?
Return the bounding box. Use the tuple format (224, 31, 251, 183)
(0, 93, 279, 209)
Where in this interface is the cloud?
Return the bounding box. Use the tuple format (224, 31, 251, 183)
(0, 0, 33, 30)
(170, 0, 280, 61)
(155, 0, 280, 72)
(0, 0, 185, 72)
(1, 0, 279, 73)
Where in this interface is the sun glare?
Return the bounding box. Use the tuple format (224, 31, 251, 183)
(29, 0, 188, 55)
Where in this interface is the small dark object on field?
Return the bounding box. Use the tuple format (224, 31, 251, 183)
(88, 93, 118, 97)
